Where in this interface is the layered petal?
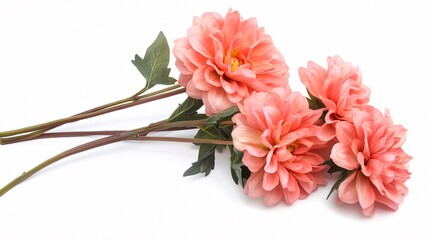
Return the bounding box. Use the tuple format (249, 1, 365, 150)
(333, 107, 411, 217)
(173, 9, 289, 116)
(299, 56, 370, 140)
(232, 88, 328, 205)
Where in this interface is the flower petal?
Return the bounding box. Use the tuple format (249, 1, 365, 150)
(263, 186, 282, 206)
(263, 172, 279, 191)
(192, 67, 214, 91)
(356, 172, 376, 209)
(187, 28, 215, 58)
(232, 128, 268, 160)
(205, 67, 222, 87)
(242, 153, 265, 172)
(317, 123, 336, 141)
(277, 166, 289, 188)
(264, 150, 278, 173)
(283, 177, 300, 204)
(362, 204, 375, 217)
(335, 121, 357, 145)
(203, 88, 234, 116)
(244, 170, 265, 198)
(331, 143, 359, 170)
(338, 173, 358, 204)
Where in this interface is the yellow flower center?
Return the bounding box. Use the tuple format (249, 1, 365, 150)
(225, 49, 242, 72)
(287, 143, 298, 153)
(230, 58, 240, 72)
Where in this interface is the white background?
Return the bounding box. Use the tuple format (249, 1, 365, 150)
(0, 0, 428, 239)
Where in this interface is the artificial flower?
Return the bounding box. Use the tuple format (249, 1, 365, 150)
(0, 8, 412, 218)
(173, 9, 289, 116)
(232, 87, 327, 205)
(330, 106, 411, 216)
(298, 55, 371, 140)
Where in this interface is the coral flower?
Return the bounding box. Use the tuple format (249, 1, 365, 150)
(232, 87, 327, 205)
(298, 56, 371, 140)
(173, 9, 289, 116)
(330, 106, 411, 217)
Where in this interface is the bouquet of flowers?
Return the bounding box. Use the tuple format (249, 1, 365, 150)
(0, 9, 411, 217)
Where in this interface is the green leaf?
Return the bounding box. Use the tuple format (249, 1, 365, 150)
(326, 170, 354, 200)
(168, 97, 204, 122)
(194, 125, 232, 152)
(131, 31, 176, 90)
(229, 146, 244, 185)
(228, 147, 250, 187)
(183, 144, 216, 177)
(241, 166, 251, 186)
(194, 125, 221, 140)
(166, 76, 177, 85)
(215, 125, 233, 152)
(321, 159, 348, 174)
(207, 106, 239, 125)
(182, 107, 238, 178)
(182, 164, 203, 176)
(306, 89, 325, 110)
(218, 125, 233, 139)
(198, 144, 216, 161)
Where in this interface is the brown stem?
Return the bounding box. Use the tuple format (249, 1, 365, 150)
(14, 127, 197, 142)
(0, 87, 186, 144)
(2, 121, 235, 144)
(219, 120, 234, 125)
(136, 136, 233, 145)
(0, 119, 208, 197)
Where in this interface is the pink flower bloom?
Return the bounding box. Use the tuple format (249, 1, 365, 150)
(298, 56, 371, 140)
(330, 106, 411, 217)
(173, 9, 289, 116)
(232, 87, 327, 205)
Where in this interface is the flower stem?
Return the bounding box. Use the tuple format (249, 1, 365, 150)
(0, 118, 208, 197)
(3, 120, 235, 143)
(6, 127, 197, 142)
(75, 84, 182, 114)
(15, 131, 233, 145)
(0, 86, 185, 144)
(136, 136, 233, 145)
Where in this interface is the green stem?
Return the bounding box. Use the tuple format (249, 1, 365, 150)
(132, 86, 149, 99)
(135, 85, 181, 99)
(0, 118, 208, 197)
(0, 87, 185, 144)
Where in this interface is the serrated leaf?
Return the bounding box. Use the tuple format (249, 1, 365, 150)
(183, 144, 216, 177)
(131, 31, 176, 90)
(182, 107, 238, 178)
(207, 106, 239, 125)
(168, 97, 204, 122)
(326, 170, 354, 200)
